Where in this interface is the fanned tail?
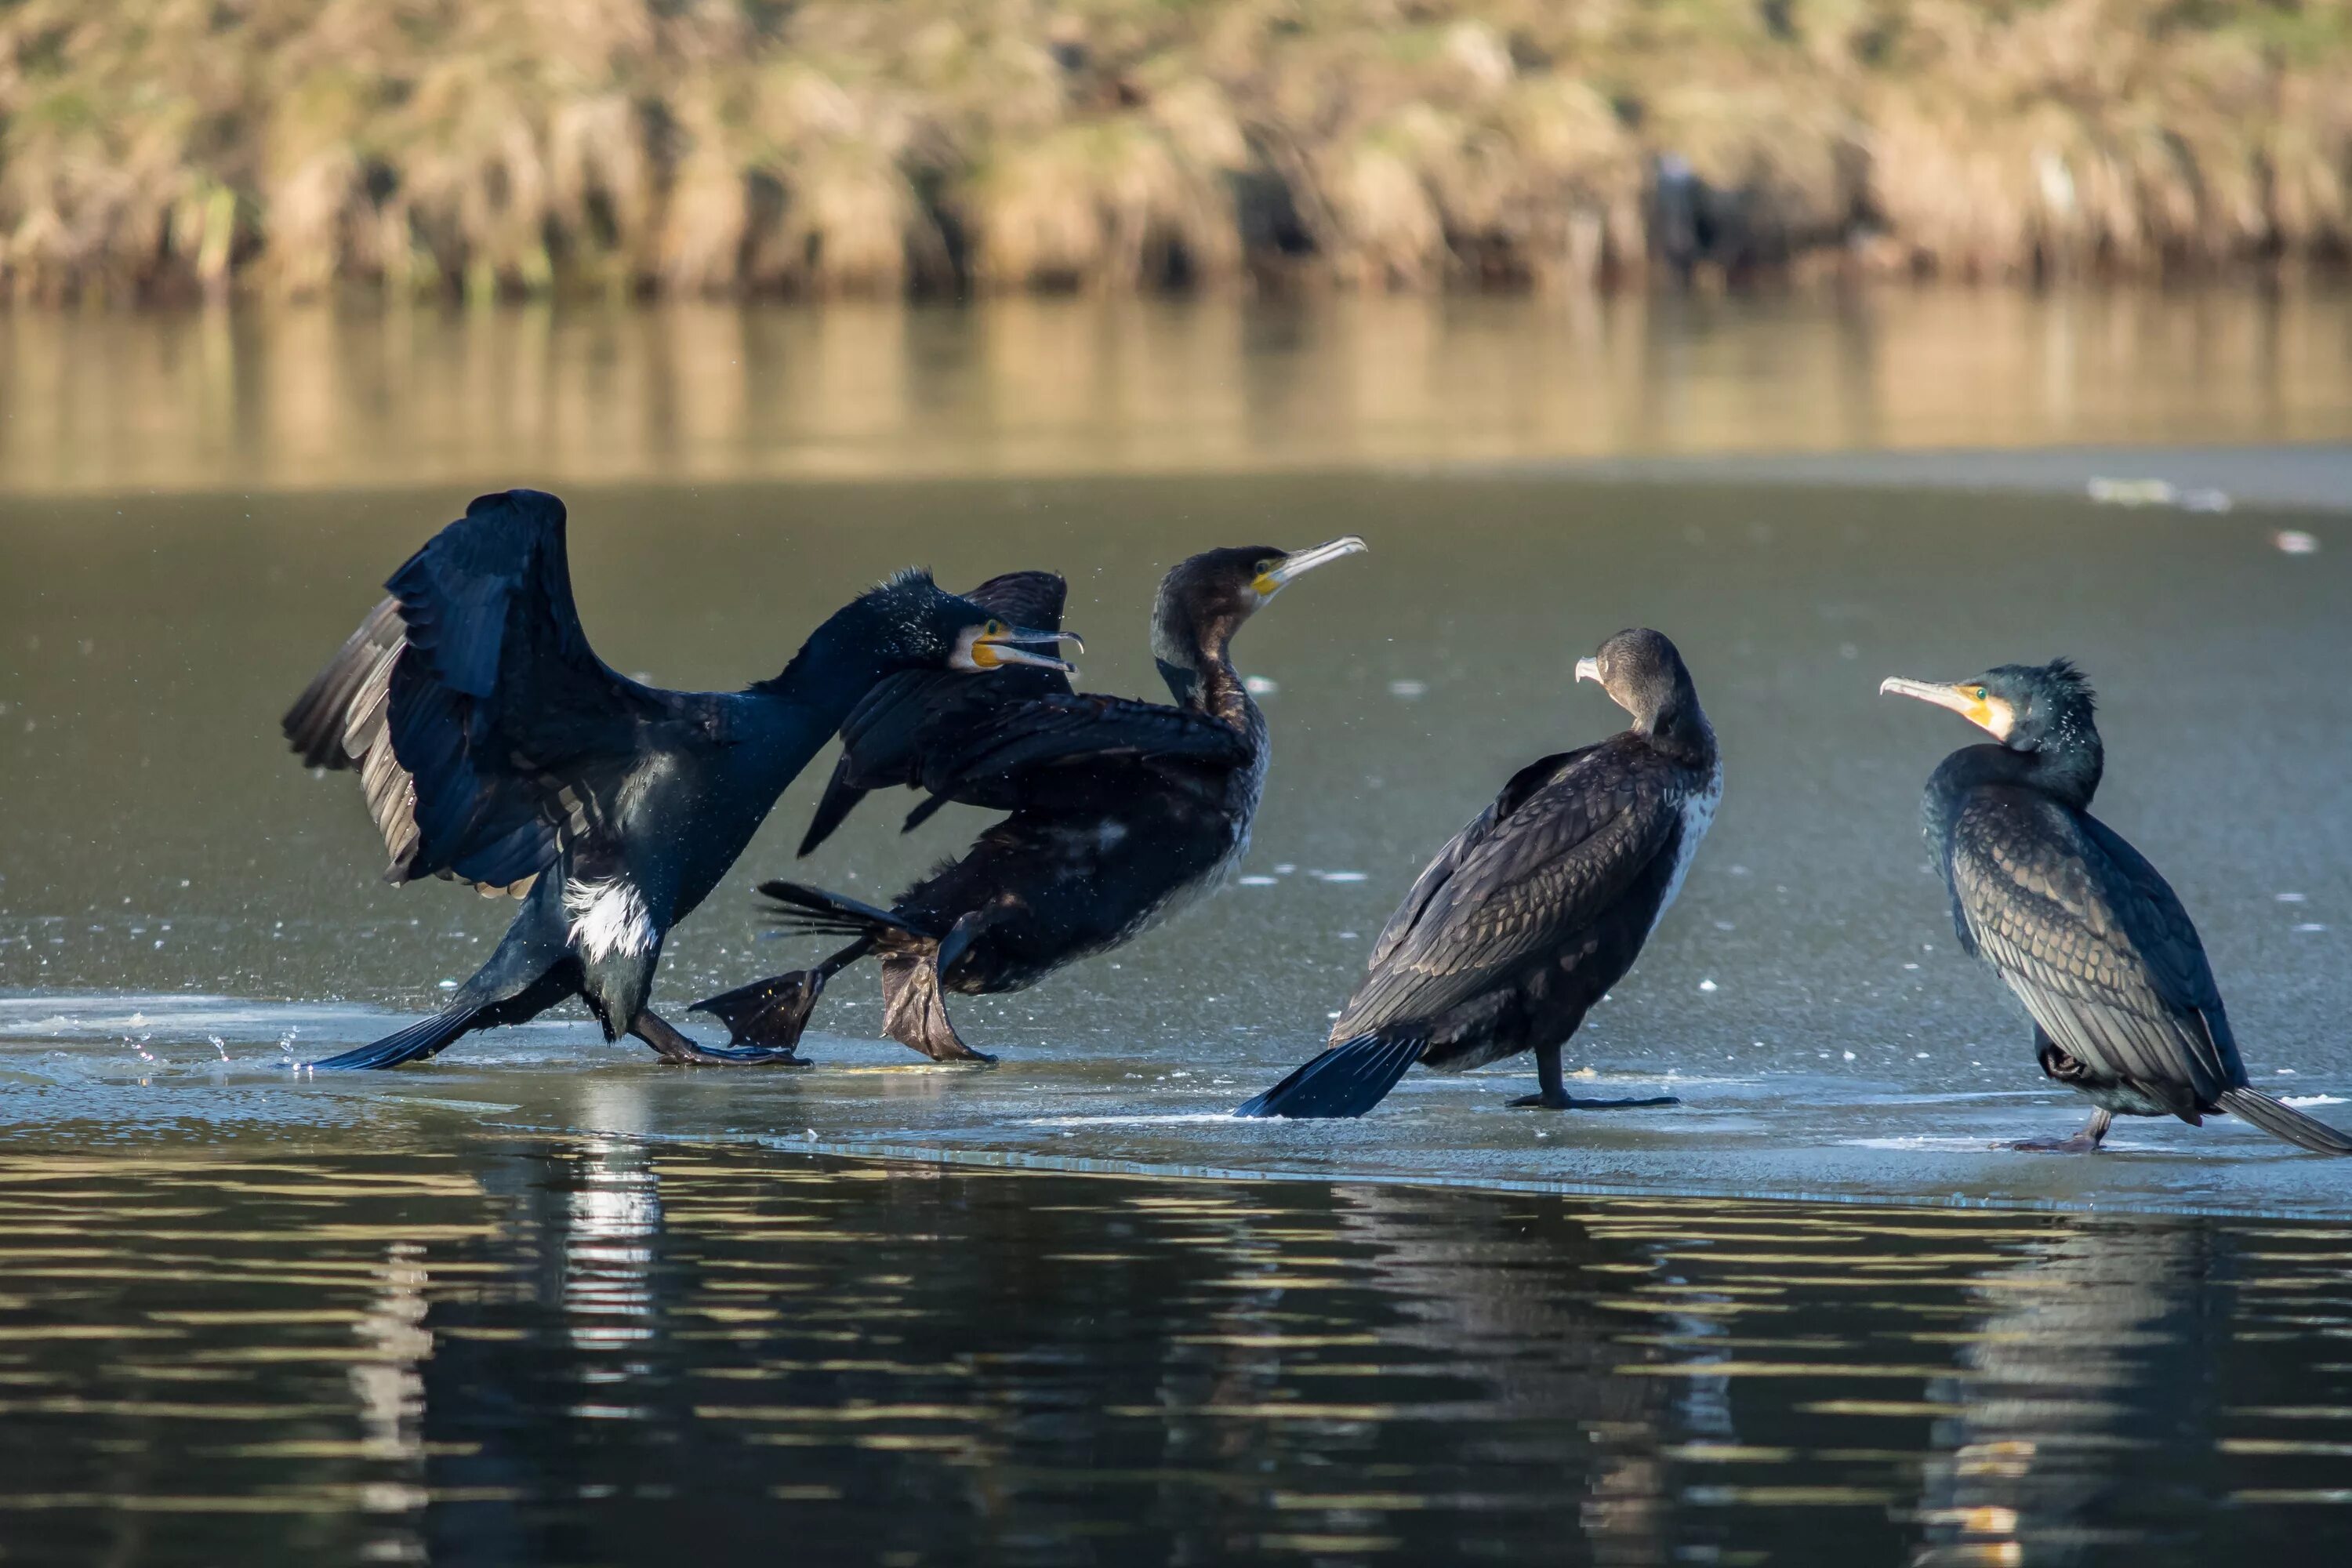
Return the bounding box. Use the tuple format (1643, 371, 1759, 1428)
(755, 880, 938, 943)
(2219, 1088, 2352, 1156)
(1236, 1031, 1427, 1120)
(310, 1006, 477, 1071)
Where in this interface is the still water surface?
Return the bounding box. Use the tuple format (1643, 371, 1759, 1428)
(1, 1138, 2349, 1566)
(3, 297, 2351, 1559)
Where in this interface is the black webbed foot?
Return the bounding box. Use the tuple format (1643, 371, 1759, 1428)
(689, 971, 828, 1056)
(632, 1008, 809, 1068)
(1508, 1091, 1682, 1110)
(2000, 1131, 2103, 1154)
(1998, 1108, 2111, 1154)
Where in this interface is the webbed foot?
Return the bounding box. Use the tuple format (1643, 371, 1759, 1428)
(1998, 1108, 2111, 1153)
(689, 971, 827, 1056)
(633, 1008, 809, 1068)
(1508, 1091, 1682, 1110)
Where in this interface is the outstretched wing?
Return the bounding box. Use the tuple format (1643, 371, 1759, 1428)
(903, 691, 1253, 817)
(1947, 794, 2239, 1106)
(1335, 746, 1679, 1036)
(798, 571, 1072, 856)
(282, 489, 670, 894)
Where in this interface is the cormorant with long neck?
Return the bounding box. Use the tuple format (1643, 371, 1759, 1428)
(691, 538, 1367, 1062)
(1882, 659, 2352, 1154)
(1239, 628, 1718, 1119)
(280, 488, 1075, 1070)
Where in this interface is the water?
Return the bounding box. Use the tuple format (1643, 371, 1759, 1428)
(4, 298, 2352, 1560)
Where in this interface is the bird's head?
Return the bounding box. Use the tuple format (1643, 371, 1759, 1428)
(851, 568, 1081, 677)
(1879, 659, 2097, 753)
(1576, 628, 1703, 740)
(1149, 537, 1367, 676)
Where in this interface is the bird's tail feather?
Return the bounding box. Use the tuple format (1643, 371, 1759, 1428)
(2219, 1088, 2352, 1156)
(756, 880, 936, 942)
(310, 1006, 477, 1071)
(1236, 1031, 1426, 1120)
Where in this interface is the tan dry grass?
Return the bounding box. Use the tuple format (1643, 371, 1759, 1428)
(1, 1, 2347, 301)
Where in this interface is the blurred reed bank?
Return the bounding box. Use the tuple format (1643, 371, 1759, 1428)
(3, 1, 2350, 308)
(7, 289, 2352, 494)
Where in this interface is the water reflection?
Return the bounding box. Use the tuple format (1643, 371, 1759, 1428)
(0, 1141, 2347, 1563)
(1913, 1219, 2219, 1566)
(5, 290, 2350, 495)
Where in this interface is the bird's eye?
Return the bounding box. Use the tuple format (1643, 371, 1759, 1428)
(1973, 687, 1987, 700)
(985, 619, 1004, 637)
(1256, 560, 1278, 576)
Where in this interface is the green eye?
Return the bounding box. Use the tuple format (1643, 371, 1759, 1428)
(985, 619, 1004, 637)
(1974, 687, 1987, 701)
(1257, 560, 1279, 576)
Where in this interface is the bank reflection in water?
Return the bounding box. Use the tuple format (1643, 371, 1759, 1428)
(5, 289, 2351, 495)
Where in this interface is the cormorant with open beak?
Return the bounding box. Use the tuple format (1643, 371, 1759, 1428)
(1882, 659, 2352, 1154)
(1239, 627, 1718, 1118)
(281, 488, 1075, 1070)
(691, 538, 1367, 1062)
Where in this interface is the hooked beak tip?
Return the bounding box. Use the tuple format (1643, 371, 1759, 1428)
(1264, 535, 1370, 590)
(1574, 657, 1602, 685)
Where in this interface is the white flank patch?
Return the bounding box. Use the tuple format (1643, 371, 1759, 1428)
(1650, 757, 1724, 938)
(564, 878, 655, 961)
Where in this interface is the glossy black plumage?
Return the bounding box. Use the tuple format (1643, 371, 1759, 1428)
(1883, 659, 2352, 1155)
(1240, 628, 1719, 1119)
(694, 537, 1365, 1062)
(283, 488, 1071, 1071)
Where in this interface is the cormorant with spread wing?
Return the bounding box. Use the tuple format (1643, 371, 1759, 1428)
(1239, 628, 1717, 1119)
(691, 537, 1367, 1062)
(1882, 659, 2352, 1154)
(281, 488, 1075, 1071)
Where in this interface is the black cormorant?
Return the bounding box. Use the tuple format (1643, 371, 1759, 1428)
(691, 537, 1367, 1062)
(1881, 659, 2352, 1154)
(280, 488, 1075, 1071)
(1238, 627, 1719, 1119)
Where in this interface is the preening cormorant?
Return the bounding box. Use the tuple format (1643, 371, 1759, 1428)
(691, 537, 1368, 1062)
(1238, 627, 1719, 1119)
(280, 488, 1075, 1071)
(1882, 660, 2352, 1155)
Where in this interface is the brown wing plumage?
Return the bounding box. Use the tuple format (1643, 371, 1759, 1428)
(1947, 791, 2241, 1112)
(1334, 744, 1681, 1039)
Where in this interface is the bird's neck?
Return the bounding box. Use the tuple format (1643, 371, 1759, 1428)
(745, 604, 904, 760)
(1933, 738, 2103, 809)
(1155, 616, 1255, 732)
(1639, 695, 1717, 771)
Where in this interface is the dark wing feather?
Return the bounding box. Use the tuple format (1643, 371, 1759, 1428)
(911, 692, 1252, 815)
(798, 571, 1069, 856)
(1362, 749, 1586, 978)
(1947, 794, 2238, 1107)
(284, 597, 405, 770)
(284, 489, 669, 895)
(1338, 747, 1679, 1036)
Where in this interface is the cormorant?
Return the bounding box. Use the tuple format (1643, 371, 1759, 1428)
(1238, 627, 1719, 1119)
(690, 537, 1367, 1062)
(279, 488, 1075, 1071)
(1882, 660, 2352, 1155)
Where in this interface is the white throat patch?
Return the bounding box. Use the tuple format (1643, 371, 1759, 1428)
(564, 878, 656, 962)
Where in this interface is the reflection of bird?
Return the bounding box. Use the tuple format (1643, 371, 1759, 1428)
(691, 538, 1367, 1062)
(1911, 1218, 2217, 1567)
(1882, 659, 2352, 1154)
(281, 488, 1073, 1070)
(1240, 628, 1719, 1119)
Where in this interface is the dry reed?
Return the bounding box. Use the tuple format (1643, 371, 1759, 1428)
(2, 0, 2347, 303)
